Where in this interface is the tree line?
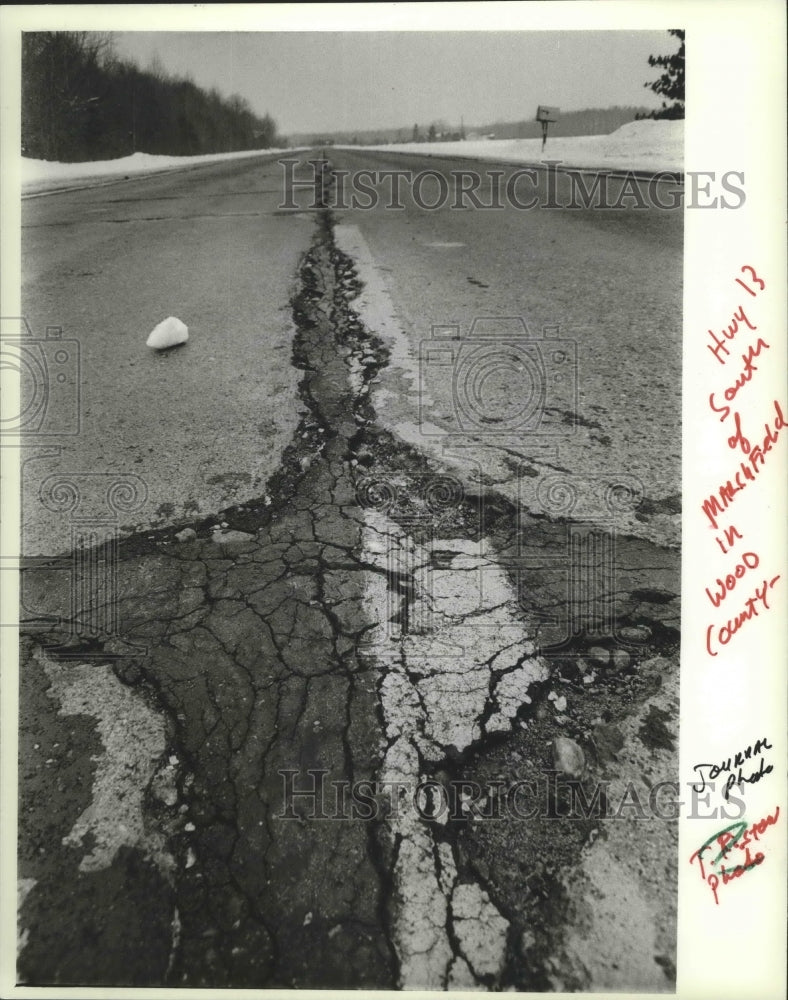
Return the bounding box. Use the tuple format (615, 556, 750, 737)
(301, 106, 655, 148)
(22, 32, 281, 162)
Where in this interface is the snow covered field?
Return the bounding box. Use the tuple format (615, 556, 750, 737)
(342, 120, 683, 175)
(20, 120, 682, 196)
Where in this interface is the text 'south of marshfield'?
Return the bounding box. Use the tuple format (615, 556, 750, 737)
(700, 266, 785, 656)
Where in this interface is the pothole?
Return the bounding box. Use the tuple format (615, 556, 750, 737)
(19, 177, 679, 990)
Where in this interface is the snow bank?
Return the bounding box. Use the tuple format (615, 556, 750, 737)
(20, 120, 682, 196)
(21, 146, 304, 195)
(338, 119, 683, 175)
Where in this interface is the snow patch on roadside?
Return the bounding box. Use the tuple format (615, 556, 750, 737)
(22, 145, 305, 195)
(336, 119, 683, 175)
(21, 119, 681, 197)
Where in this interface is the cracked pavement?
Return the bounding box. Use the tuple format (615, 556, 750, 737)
(17, 156, 680, 990)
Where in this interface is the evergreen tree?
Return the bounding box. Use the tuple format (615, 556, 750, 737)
(642, 29, 685, 120)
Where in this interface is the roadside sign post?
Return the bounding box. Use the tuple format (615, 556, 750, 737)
(536, 105, 560, 151)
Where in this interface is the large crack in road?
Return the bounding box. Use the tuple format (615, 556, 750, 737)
(18, 189, 680, 990)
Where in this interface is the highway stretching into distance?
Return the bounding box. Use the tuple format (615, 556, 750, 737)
(17, 149, 682, 990)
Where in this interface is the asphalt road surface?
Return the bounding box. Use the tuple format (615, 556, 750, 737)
(324, 147, 682, 549)
(17, 149, 682, 990)
(19, 154, 312, 555)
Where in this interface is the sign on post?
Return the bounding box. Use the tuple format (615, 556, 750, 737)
(536, 105, 560, 150)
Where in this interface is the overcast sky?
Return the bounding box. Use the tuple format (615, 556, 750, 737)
(112, 31, 672, 135)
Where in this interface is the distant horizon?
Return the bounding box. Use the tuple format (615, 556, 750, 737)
(284, 103, 655, 140)
(111, 31, 671, 135)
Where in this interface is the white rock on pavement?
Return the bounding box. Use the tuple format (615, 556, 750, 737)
(146, 316, 188, 350)
(552, 736, 585, 778)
